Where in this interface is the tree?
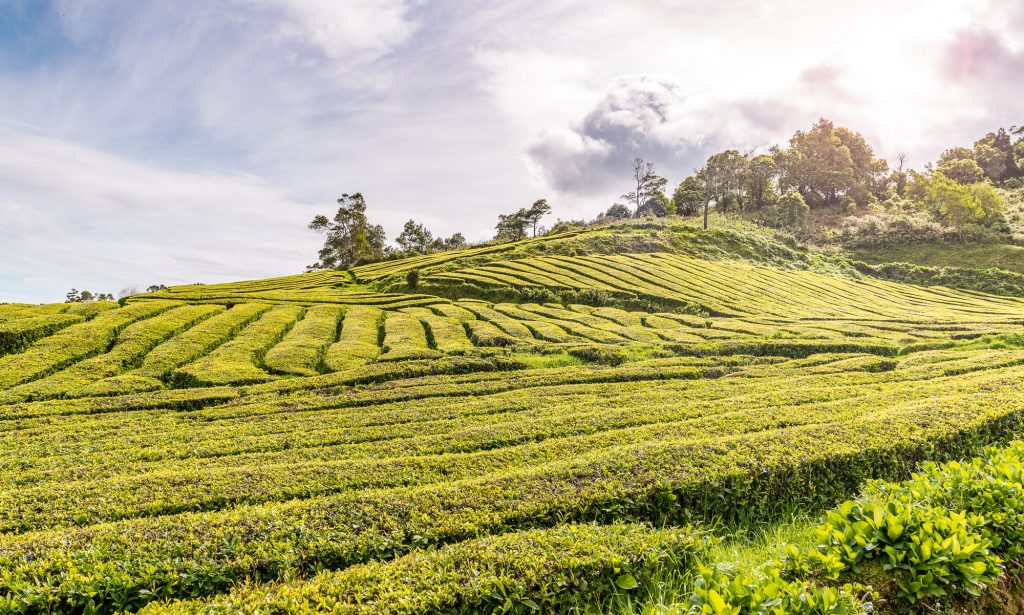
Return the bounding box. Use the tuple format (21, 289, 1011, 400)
(937, 147, 974, 167)
(968, 181, 1008, 224)
(621, 159, 667, 215)
(776, 189, 810, 229)
(441, 233, 467, 251)
(395, 220, 435, 256)
(892, 153, 908, 197)
(972, 142, 1008, 183)
(548, 219, 588, 234)
(636, 190, 673, 217)
(776, 118, 887, 206)
(308, 193, 387, 270)
(937, 157, 985, 184)
(524, 199, 552, 237)
(604, 203, 632, 220)
(146, 284, 167, 293)
(745, 154, 778, 208)
(1013, 126, 1024, 174)
(65, 289, 112, 303)
(926, 173, 981, 232)
(494, 209, 530, 242)
(672, 176, 706, 216)
(698, 150, 749, 211)
(973, 128, 1019, 181)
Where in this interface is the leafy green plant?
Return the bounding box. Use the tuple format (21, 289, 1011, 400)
(689, 565, 866, 615)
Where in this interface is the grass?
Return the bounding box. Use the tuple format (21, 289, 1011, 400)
(3, 218, 1024, 613)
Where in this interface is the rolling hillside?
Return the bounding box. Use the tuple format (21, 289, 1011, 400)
(3, 219, 1024, 613)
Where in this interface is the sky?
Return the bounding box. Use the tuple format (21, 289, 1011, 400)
(0, 0, 1022, 302)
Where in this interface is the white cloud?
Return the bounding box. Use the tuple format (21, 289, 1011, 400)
(0, 123, 319, 302)
(239, 0, 419, 60)
(3, 0, 1024, 301)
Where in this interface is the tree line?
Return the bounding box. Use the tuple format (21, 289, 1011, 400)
(64, 284, 168, 303)
(308, 120, 1024, 270)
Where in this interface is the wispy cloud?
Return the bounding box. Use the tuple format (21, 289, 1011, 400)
(1, 0, 1022, 301)
(0, 123, 318, 302)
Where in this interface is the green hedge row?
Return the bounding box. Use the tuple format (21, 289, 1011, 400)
(172, 305, 303, 386)
(141, 523, 705, 614)
(263, 304, 343, 376)
(0, 301, 179, 390)
(0, 314, 83, 356)
(0, 305, 223, 403)
(696, 441, 1024, 614)
(1, 377, 1024, 612)
(322, 305, 381, 371)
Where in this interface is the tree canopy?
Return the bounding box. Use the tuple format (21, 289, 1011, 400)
(396, 220, 466, 256)
(621, 159, 667, 215)
(774, 118, 888, 206)
(494, 199, 552, 241)
(308, 193, 387, 270)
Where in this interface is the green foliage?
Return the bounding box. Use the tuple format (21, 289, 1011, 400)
(321, 305, 382, 371)
(776, 118, 888, 207)
(782, 441, 1024, 611)
(0, 304, 223, 402)
(173, 305, 304, 385)
(263, 304, 344, 376)
(406, 268, 420, 289)
(918, 173, 1007, 231)
(379, 311, 440, 361)
(495, 209, 531, 241)
(803, 500, 1000, 603)
(938, 157, 986, 184)
(494, 197, 555, 242)
(775, 189, 810, 229)
(0, 300, 177, 389)
(7, 219, 1024, 614)
(855, 260, 1024, 298)
(395, 220, 467, 257)
(605, 203, 633, 220)
(690, 566, 866, 614)
(65, 289, 115, 303)
(622, 158, 668, 215)
(143, 524, 705, 615)
(134, 303, 270, 379)
(0, 313, 83, 356)
(673, 176, 707, 216)
(308, 192, 388, 269)
(699, 150, 751, 211)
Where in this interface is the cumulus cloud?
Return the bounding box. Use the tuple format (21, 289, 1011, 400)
(525, 75, 796, 197)
(4, 0, 1024, 301)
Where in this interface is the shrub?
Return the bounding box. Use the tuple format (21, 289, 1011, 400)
(836, 211, 950, 248)
(690, 566, 867, 614)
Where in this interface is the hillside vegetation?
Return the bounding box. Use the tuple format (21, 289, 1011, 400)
(4, 219, 1024, 613)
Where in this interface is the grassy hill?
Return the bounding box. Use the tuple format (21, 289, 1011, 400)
(3, 218, 1024, 613)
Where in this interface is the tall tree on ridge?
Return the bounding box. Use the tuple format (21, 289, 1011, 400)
(494, 209, 530, 242)
(524, 199, 552, 237)
(621, 159, 667, 216)
(308, 193, 387, 270)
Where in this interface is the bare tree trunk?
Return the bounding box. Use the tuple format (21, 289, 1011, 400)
(703, 200, 709, 230)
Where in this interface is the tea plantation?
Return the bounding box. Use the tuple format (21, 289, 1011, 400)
(4, 219, 1024, 613)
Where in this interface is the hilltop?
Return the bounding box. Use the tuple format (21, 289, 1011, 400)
(2, 219, 1024, 613)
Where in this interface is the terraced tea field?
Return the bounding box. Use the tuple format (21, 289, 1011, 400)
(3, 220, 1024, 613)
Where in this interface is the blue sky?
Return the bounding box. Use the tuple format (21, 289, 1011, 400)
(0, 0, 1022, 303)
